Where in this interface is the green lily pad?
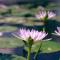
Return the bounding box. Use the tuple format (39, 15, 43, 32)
(0, 37, 24, 48)
(0, 26, 17, 32)
(25, 40, 60, 53)
(12, 55, 26, 60)
(32, 41, 60, 53)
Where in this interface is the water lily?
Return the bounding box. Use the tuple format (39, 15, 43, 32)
(54, 27, 60, 36)
(35, 11, 46, 20)
(30, 29, 47, 42)
(36, 10, 56, 20)
(48, 11, 56, 19)
(13, 28, 47, 42)
(18, 28, 30, 41)
(12, 28, 48, 60)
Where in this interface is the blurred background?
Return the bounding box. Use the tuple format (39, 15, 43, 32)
(0, 0, 59, 60)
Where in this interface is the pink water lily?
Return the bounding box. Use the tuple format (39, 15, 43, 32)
(54, 27, 60, 36)
(12, 28, 48, 60)
(48, 11, 56, 19)
(13, 28, 30, 41)
(36, 11, 56, 20)
(13, 28, 47, 42)
(35, 11, 46, 20)
(30, 29, 47, 41)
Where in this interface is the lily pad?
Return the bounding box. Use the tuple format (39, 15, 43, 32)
(25, 40, 60, 53)
(12, 55, 26, 60)
(32, 41, 60, 53)
(0, 37, 24, 48)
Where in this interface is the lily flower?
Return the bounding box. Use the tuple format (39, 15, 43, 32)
(13, 28, 47, 42)
(48, 11, 56, 19)
(54, 27, 60, 36)
(36, 11, 56, 20)
(35, 11, 46, 20)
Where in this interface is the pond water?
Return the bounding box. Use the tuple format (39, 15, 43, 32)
(12, 47, 60, 60)
(0, 49, 60, 60)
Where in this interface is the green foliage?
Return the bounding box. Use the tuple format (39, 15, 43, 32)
(45, 3, 60, 10)
(0, 37, 24, 48)
(12, 55, 26, 60)
(0, 26, 17, 32)
(25, 40, 60, 53)
(32, 41, 60, 53)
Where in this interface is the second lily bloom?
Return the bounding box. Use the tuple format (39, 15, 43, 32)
(35, 10, 56, 20)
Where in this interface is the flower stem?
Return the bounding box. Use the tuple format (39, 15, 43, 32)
(27, 46, 31, 60)
(34, 41, 42, 60)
